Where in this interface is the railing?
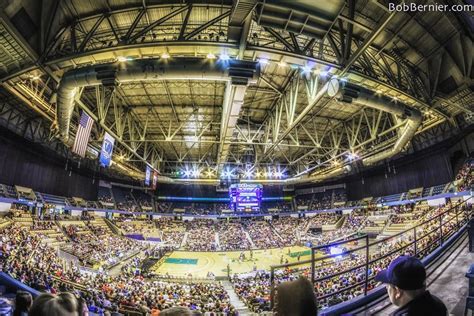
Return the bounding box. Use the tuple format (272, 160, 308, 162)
(269, 197, 472, 311)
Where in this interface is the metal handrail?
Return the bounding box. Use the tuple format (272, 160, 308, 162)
(269, 196, 472, 309)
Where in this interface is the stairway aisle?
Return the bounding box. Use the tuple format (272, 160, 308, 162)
(180, 232, 189, 248)
(222, 280, 251, 315)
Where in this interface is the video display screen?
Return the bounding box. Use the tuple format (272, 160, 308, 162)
(229, 183, 263, 212)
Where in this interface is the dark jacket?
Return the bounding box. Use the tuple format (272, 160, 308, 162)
(392, 290, 447, 316)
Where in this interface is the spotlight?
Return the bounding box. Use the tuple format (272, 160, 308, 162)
(277, 61, 287, 67)
(258, 58, 269, 65)
(244, 170, 254, 179)
(161, 52, 170, 59)
(205, 169, 214, 178)
(206, 52, 216, 59)
(302, 65, 312, 73)
(330, 246, 343, 257)
(376, 89, 382, 94)
(347, 152, 359, 160)
(117, 56, 128, 62)
(319, 70, 328, 77)
(221, 168, 233, 178)
(219, 54, 230, 61)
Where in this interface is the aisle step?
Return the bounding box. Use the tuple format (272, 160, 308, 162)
(222, 280, 251, 315)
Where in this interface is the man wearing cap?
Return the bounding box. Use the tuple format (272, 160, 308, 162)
(375, 255, 447, 316)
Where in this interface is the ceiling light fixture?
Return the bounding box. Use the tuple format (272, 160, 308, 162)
(219, 54, 230, 61)
(117, 56, 129, 62)
(302, 65, 312, 73)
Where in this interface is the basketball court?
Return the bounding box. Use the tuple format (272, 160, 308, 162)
(153, 245, 320, 278)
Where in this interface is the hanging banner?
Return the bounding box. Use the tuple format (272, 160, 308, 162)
(99, 132, 115, 167)
(152, 171, 158, 190)
(145, 166, 151, 186)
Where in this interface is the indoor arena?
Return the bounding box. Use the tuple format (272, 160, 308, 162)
(0, 0, 473, 315)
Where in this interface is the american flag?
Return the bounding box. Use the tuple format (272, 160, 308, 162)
(72, 111, 94, 157)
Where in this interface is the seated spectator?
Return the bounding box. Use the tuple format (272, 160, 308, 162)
(375, 256, 447, 316)
(29, 293, 79, 316)
(14, 291, 32, 316)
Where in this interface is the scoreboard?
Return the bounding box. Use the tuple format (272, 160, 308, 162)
(229, 183, 263, 212)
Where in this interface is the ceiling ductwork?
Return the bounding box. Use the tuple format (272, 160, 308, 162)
(227, 0, 256, 41)
(56, 58, 260, 142)
(254, 1, 340, 39)
(217, 82, 247, 169)
(288, 80, 422, 184)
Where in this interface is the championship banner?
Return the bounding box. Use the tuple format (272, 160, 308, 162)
(99, 132, 115, 167)
(152, 171, 158, 190)
(145, 166, 151, 186)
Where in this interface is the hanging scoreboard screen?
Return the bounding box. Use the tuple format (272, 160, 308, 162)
(229, 183, 263, 212)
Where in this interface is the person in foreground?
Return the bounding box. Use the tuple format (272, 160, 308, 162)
(375, 255, 447, 316)
(273, 277, 318, 316)
(29, 293, 79, 316)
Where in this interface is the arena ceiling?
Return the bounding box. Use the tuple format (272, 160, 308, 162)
(0, 0, 472, 184)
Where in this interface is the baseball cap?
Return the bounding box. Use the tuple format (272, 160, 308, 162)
(375, 255, 426, 290)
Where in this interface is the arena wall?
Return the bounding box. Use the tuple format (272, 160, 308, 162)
(0, 129, 98, 200)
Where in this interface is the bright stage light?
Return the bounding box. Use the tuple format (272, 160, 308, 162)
(221, 168, 234, 178)
(277, 61, 287, 67)
(117, 56, 131, 62)
(161, 52, 170, 59)
(302, 65, 312, 73)
(330, 246, 343, 258)
(244, 169, 254, 179)
(219, 54, 230, 61)
(258, 58, 269, 65)
(347, 152, 359, 160)
(206, 53, 216, 59)
(205, 169, 214, 178)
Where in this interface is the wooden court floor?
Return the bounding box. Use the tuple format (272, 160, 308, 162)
(153, 245, 323, 278)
